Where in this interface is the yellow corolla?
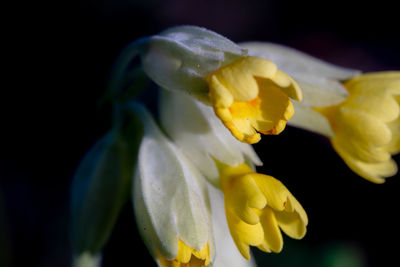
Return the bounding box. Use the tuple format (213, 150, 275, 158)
(206, 57, 302, 144)
(218, 163, 308, 259)
(316, 72, 400, 183)
(157, 240, 210, 267)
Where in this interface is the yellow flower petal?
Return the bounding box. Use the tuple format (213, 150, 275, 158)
(251, 173, 291, 212)
(207, 56, 302, 144)
(225, 208, 264, 260)
(275, 198, 307, 239)
(316, 71, 400, 182)
(344, 72, 400, 123)
(258, 207, 283, 253)
(225, 174, 267, 225)
(158, 240, 210, 267)
(332, 139, 398, 184)
(219, 163, 308, 259)
(384, 115, 400, 154)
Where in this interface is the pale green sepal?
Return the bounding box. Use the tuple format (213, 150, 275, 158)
(70, 113, 142, 254)
(129, 103, 211, 259)
(290, 101, 335, 137)
(141, 26, 247, 103)
(159, 89, 262, 186)
(207, 183, 257, 267)
(72, 252, 102, 267)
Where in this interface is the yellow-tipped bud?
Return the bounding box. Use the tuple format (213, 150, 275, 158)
(316, 72, 400, 183)
(157, 240, 210, 267)
(218, 163, 308, 259)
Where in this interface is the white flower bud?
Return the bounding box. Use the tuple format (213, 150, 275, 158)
(141, 26, 247, 102)
(128, 102, 214, 263)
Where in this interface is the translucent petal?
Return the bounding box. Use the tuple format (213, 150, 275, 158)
(296, 79, 348, 107)
(142, 26, 247, 101)
(241, 42, 360, 81)
(289, 101, 334, 137)
(159, 89, 262, 185)
(132, 103, 210, 258)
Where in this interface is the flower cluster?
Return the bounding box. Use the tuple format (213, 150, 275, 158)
(70, 26, 399, 267)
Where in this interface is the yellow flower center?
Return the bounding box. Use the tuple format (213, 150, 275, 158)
(315, 72, 400, 183)
(206, 56, 302, 144)
(217, 163, 308, 260)
(158, 240, 210, 267)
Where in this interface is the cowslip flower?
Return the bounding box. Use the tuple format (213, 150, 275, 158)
(205, 56, 302, 143)
(218, 162, 307, 259)
(129, 103, 214, 266)
(242, 42, 400, 183)
(135, 26, 303, 143)
(160, 89, 308, 262)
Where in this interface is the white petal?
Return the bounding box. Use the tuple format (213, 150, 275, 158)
(295, 78, 348, 107)
(207, 183, 257, 267)
(289, 101, 334, 137)
(141, 26, 247, 102)
(241, 42, 360, 80)
(160, 26, 247, 61)
(159, 89, 262, 185)
(130, 103, 211, 258)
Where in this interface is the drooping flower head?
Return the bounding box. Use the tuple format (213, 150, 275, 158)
(218, 163, 308, 259)
(140, 26, 302, 144)
(315, 72, 400, 183)
(160, 89, 308, 261)
(242, 42, 400, 183)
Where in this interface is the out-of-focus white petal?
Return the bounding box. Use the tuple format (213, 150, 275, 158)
(241, 42, 362, 107)
(207, 183, 257, 267)
(296, 78, 347, 107)
(159, 89, 262, 186)
(130, 103, 212, 260)
(290, 101, 335, 137)
(241, 42, 360, 80)
(239, 41, 358, 136)
(72, 253, 102, 267)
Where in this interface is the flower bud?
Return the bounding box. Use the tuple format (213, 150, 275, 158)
(141, 26, 247, 102)
(70, 108, 142, 254)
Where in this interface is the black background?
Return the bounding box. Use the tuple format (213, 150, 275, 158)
(2, 0, 399, 266)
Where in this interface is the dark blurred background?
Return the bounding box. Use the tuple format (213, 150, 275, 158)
(2, 0, 399, 266)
